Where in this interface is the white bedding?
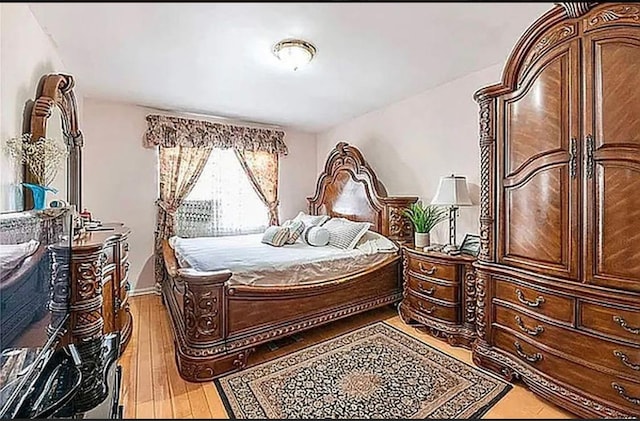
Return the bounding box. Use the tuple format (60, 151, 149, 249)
(169, 230, 398, 287)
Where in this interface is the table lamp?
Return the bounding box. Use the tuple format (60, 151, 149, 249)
(430, 174, 472, 253)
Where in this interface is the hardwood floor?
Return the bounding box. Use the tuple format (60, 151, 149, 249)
(120, 294, 574, 419)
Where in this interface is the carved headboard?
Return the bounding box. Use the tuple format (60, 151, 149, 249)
(307, 142, 418, 244)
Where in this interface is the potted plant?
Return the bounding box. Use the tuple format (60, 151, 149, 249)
(403, 201, 448, 248)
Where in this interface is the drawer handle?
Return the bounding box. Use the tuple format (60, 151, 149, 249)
(514, 341, 543, 363)
(123, 242, 129, 252)
(515, 289, 545, 308)
(514, 315, 544, 337)
(418, 263, 437, 275)
(613, 316, 640, 335)
(612, 383, 640, 406)
(614, 350, 640, 371)
(418, 302, 436, 314)
(125, 281, 131, 293)
(418, 283, 435, 295)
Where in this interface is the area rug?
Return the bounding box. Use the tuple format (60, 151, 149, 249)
(214, 322, 511, 419)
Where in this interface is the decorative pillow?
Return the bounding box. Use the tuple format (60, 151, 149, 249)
(322, 218, 371, 250)
(292, 211, 330, 227)
(261, 226, 290, 247)
(282, 220, 305, 244)
(301, 226, 330, 247)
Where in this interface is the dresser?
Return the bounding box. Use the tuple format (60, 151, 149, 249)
(473, 3, 640, 418)
(399, 245, 477, 349)
(54, 223, 133, 351)
(49, 223, 131, 412)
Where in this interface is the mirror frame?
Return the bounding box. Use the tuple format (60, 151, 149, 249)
(24, 73, 83, 211)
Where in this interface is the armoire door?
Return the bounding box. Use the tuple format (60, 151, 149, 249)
(498, 39, 581, 280)
(583, 27, 640, 293)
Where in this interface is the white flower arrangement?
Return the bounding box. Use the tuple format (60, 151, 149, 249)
(5, 133, 68, 186)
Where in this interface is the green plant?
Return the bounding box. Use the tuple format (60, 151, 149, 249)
(403, 201, 448, 234)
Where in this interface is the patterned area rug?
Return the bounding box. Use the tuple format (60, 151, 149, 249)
(215, 322, 511, 419)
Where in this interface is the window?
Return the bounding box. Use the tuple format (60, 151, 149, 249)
(175, 148, 268, 237)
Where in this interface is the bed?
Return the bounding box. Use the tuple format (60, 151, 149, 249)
(161, 142, 418, 381)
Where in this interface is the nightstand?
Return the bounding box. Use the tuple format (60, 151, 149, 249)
(398, 244, 477, 349)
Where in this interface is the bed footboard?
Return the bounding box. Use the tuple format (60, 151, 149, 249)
(162, 241, 244, 380)
(161, 241, 403, 382)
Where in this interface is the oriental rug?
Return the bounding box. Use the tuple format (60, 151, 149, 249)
(215, 322, 511, 419)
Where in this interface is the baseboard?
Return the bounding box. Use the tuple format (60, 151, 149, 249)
(130, 286, 159, 297)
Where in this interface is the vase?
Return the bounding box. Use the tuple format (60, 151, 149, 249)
(415, 232, 430, 248)
(22, 183, 57, 210)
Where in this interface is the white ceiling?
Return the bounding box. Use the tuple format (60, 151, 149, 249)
(29, 3, 552, 132)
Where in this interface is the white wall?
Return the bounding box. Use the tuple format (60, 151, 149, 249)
(82, 99, 156, 292)
(317, 64, 503, 245)
(279, 130, 318, 221)
(0, 4, 67, 211)
(82, 98, 318, 292)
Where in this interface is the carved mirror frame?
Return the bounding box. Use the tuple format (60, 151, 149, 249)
(25, 73, 83, 211)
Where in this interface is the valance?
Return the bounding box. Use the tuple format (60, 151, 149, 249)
(144, 114, 288, 155)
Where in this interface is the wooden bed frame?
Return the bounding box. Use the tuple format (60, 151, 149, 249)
(161, 142, 418, 381)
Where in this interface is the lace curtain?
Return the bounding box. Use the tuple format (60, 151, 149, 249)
(175, 149, 268, 238)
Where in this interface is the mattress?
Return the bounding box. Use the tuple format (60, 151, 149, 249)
(169, 230, 398, 287)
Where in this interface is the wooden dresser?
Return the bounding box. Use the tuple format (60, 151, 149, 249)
(57, 223, 133, 352)
(399, 245, 477, 349)
(473, 3, 640, 418)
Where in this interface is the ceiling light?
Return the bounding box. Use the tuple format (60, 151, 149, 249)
(272, 38, 317, 71)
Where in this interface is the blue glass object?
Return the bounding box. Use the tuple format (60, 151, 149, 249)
(22, 183, 58, 210)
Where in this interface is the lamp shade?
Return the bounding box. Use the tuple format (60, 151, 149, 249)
(431, 175, 472, 206)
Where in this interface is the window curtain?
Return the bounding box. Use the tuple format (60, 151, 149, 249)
(145, 113, 288, 292)
(154, 145, 212, 292)
(234, 149, 280, 226)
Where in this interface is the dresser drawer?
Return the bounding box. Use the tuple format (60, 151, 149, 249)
(494, 328, 640, 413)
(579, 301, 640, 345)
(406, 254, 457, 281)
(494, 278, 574, 324)
(494, 304, 640, 378)
(405, 291, 459, 323)
(406, 275, 458, 303)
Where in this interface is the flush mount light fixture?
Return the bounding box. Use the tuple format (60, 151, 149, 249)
(272, 38, 317, 71)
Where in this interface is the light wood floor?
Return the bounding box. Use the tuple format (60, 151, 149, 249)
(120, 294, 574, 419)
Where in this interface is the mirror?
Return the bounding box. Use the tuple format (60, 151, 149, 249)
(41, 106, 68, 205)
(23, 74, 82, 212)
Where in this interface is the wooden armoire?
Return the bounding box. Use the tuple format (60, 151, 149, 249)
(473, 2, 640, 418)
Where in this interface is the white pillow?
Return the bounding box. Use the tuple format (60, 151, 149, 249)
(293, 211, 330, 227)
(322, 218, 371, 250)
(301, 226, 330, 247)
(356, 231, 398, 254)
(0, 239, 40, 273)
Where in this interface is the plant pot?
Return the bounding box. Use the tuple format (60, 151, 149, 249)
(414, 232, 430, 248)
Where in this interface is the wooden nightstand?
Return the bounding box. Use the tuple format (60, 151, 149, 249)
(398, 244, 477, 349)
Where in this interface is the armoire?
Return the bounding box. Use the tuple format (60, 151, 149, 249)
(473, 2, 639, 418)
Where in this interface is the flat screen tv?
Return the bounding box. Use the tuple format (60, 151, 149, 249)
(0, 208, 72, 418)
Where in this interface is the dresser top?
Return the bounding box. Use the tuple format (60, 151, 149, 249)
(72, 222, 131, 250)
(403, 244, 476, 263)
